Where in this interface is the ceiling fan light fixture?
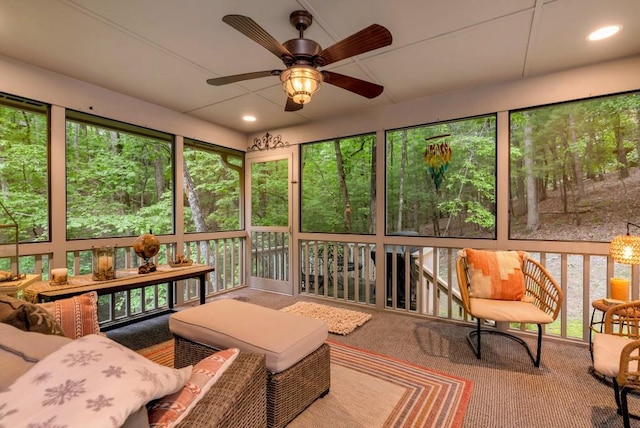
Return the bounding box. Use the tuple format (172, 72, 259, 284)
(280, 65, 322, 105)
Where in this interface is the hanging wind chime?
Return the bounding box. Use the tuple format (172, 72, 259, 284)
(424, 134, 452, 192)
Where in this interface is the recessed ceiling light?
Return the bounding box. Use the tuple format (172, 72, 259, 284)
(242, 115, 256, 122)
(587, 25, 622, 41)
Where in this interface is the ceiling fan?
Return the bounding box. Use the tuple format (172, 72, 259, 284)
(206, 10, 392, 112)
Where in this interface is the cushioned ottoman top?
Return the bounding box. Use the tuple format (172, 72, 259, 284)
(169, 299, 328, 373)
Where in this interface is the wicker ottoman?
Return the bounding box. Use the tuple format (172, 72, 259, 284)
(169, 299, 330, 428)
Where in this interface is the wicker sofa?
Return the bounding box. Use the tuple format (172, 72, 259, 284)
(0, 322, 267, 427)
(0, 291, 267, 427)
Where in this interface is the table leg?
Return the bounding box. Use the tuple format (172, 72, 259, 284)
(168, 281, 175, 309)
(199, 273, 206, 305)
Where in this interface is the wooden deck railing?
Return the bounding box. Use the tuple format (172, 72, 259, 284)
(5, 234, 631, 346)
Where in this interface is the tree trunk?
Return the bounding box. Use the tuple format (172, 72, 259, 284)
(636, 94, 640, 163)
(568, 112, 584, 200)
(561, 172, 568, 213)
(154, 157, 164, 201)
(524, 113, 538, 232)
(333, 140, 351, 232)
(396, 130, 407, 230)
(369, 139, 376, 234)
(615, 113, 630, 179)
(183, 158, 207, 232)
(511, 138, 527, 216)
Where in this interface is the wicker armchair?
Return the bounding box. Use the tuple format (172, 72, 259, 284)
(456, 250, 562, 367)
(593, 300, 640, 428)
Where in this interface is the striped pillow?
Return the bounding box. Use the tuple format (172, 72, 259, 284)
(463, 248, 527, 301)
(38, 291, 100, 339)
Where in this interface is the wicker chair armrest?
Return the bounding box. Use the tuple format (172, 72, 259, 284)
(522, 257, 562, 321)
(617, 339, 640, 389)
(176, 353, 267, 428)
(603, 300, 640, 338)
(455, 255, 472, 314)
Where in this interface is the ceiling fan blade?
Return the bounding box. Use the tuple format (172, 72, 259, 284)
(207, 70, 281, 86)
(322, 71, 384, 99)
(318, 24, 392, 66)
(222, 15, 292, 59)
(285, 97, 304, 112)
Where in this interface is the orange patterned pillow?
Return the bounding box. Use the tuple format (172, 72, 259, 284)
(38, 291, 100, 339)
(463, 248, 527, 301)
(147, 348, 240, 428)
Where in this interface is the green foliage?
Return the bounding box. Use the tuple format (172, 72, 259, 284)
(251, 159, 289, 227)
(386, 116, 496, 237)
(183, 144, 241, 232)
(65, 120, 174, 238)
(0, 106, 48, 242)
(510, 92, 640, 240)
(3, 91, 639, 246)
(301, 135, 375, 233)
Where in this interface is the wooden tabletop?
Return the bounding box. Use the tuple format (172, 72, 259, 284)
(25, 264, 214, 302)
(0, 274, 41, 297)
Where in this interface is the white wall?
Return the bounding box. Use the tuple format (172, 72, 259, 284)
(249, 55, 640, 145)
(0, 55, 247, 151)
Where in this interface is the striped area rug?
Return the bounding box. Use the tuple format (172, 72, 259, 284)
(137, 340, 174, 367)
(138, 339, 472, 428)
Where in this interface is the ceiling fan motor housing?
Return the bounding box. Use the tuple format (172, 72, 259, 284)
(283, 39, 322, 66)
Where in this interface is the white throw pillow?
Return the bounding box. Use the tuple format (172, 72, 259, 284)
(0, 334, 191, 428)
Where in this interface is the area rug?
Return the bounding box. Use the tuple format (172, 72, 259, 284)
(138, 340, 472, 428)
(280, 301, 372, 335)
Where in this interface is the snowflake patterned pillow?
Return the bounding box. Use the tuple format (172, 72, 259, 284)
(0, 334, 192, 428)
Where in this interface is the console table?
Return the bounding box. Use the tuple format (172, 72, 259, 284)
(25, 264, 214, 307)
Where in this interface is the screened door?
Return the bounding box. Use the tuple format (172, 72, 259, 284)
(246, 153, 292, 294)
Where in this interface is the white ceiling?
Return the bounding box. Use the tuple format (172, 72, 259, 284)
(0, 0, 639, 134)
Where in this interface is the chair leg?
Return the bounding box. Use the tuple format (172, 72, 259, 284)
(466, 322, 543, 367)
(613, 378, 622, 413)
(621, 386, 631, 428)
(466, 318, 482, 359)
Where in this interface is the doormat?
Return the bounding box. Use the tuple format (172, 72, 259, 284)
(280, 301, 372, 335)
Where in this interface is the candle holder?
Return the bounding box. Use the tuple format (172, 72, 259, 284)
(50, 268, 68, 285)
(609, 277, 630, 302)
(92, 246, 116, 281)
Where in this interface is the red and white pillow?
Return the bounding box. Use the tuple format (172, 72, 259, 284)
(147, 348, 240, 428)
(38, 291, 101, 339)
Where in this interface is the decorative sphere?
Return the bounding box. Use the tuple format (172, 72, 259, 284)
(133, 232, 160, 261)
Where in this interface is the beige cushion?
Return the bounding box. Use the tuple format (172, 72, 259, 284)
(122, 407, 150, 428)
(0, 323, 71, 390)
(469, 297, 554, 324)
(593, 332, 639, 377)
(170, 299, 328, 373)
